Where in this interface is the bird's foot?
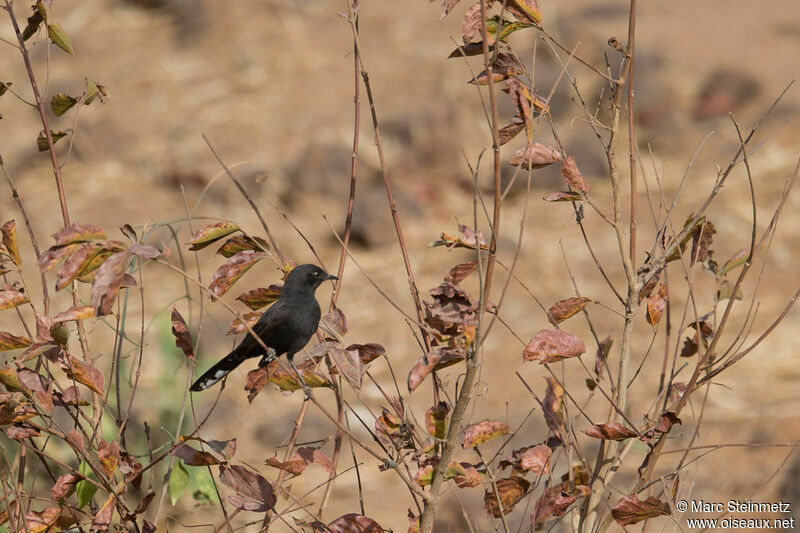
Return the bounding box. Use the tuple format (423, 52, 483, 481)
(302, 384, 313, 401)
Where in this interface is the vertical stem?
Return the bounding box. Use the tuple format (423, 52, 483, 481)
(627, 0, 638, 265)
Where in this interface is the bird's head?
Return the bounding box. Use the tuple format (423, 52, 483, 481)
(284, 264, 337, 292)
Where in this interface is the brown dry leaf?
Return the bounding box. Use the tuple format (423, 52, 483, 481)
(444, 461, 483, 488)
(50, 472, 82, 500)
(265, 357, 328, 394)
(219, 464, 277, 512)
(407, 349, 466, 392)
(666, 382, 686, 411)
(0, 394, 37, 425)
(67, 428, 85, 451)
(542, 191, 582, 202)
(207, 438, 237, 460)
(55, 242, 95, 290)
(328, 344, 364, 390)
(97, 439, 119, 478)
(462, 419, 510, 448)
(92, 494, 116, 531)
(523, 328, 586, 364)
(560, 156, 589, 192)
(461, 2, 482, 43)
(548, 297, 591, 324)
(62, 355, 105, 395)
(485, 477, 530, 517)
(243, 367, 266, 403)
(690, 220, 715, 265)
(445, 261, 478, 285)
(297, 446, 335, 474)
(518, 444, 552, 475)
(584, 422, 637, 441)
(91, 252, 131, 316)
(209, 250, 265, 298)
(216, 235, 270, 258)
(227, 311, 263, 335)
(429, 224, 489, 251)
(414, 464, 434, 487)
(188, 221, 240, 251)
(543, 377, 564, 441)
(532, 484, 590, 528)
(1, 220, 21, 266)
(53, 222, 106, 246)
(441, 0, 467, 19)
(0, 331, 32, 351)
(323, 306, 348, 336)
(448, 41, 487, 58)
(265, 454, 308, 476)
(327, 513, 386, 533)
(646, 283, 668, 326)
(375, 408, 411, 450)
(128, 243, 162, 259)
(0, 363, 28, 393)
(236, 285, 282, 310)
(498, 116, 525, 146)
(38, 243, 77, 272)
(53, 386, 85, 407)
(425, 401, 450, 439)
(0, 288, 29, 311)
(595, 333, 613, 378)
(720, 247, 749, 276)
(655, 412, 681, 433)
(346, 343, 385, 365)
(172, 443, 221, 466)
(423, 281, 477, 339)
(5, 422, 40, 440)
(53, 305, 95, 323)
(611, 494, 671, 526)
(509, 143, 562, 170)
(171, 308, 194, 360)
(507, 0, 542, 23)
(23, 507, 61, 533)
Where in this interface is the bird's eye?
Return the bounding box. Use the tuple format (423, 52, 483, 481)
(313, 271, 319, 277)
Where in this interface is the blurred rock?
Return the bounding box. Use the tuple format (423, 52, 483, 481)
(693, 69, 760, 120)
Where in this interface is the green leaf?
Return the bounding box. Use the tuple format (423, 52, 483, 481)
(37, 129, 72, 152)
(84, 79, 99, 105)
(51, 93, 78, 116)
(47, 23, 74, 55)
(168, 460, 189, 506)
(0, 82, 11, 97)
(76, 461, 98, 509)
(190, 467, 220, 506)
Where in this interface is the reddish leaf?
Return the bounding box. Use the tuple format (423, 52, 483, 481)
(128, 243, 162, 259)
(423, 282, 477, 339)
(425, 402, 450, 439)
(51, 472, 82, 500)
(414, 464, 434, 487)
(0, 331, 32, 351)
(444, 461, 483, 488)
(92, 494, 115, 531)
(611, 494, 671, 526)
(227, 311, 263, 335)
(297, 446, 335, 474)
(207, 438, 237, 460)
(208, 250, 265, 298)
(328, 344, 364, 390)
(690, 220, 715, 265)
(462, 419, 510, 448)
(543, 191, 582, 202)
(5, 422, 40, 439)
(445, 261, 478, 285)
(171, 308, 194, 360)
(646, 283, 668, 326)
(666, 382, 686, 412)
(498, 116, 525, 146)
(448, 41, 487, 58)
(53, 386, 85, 407)
(23, 507, 61, 533)
(542, 377, 564, 441)
(655, 412, 681, 433)
(407, 349, 466, 392)
(594, 334, 613, 378)
(188, 222, 240, 251)
(560, 156, 589, 192)
(265, 454, 308, 476)
(53, 305, 95, 323)
(532, 484, 591, 528)
(236, 285, 282, 310)
(53, 222, 105, 246)
(245, 367, 269, 403)
(523, 328, 586, 363)
(0, 288, 29, 310)
(323, 306, 348, 336)
(216, 235, 270, 258)
(461, 2, 483, 44)
(1, 220, 21, 266)
(67, 428, 85, 451)
(548, 297, 591, 324)
(375, 408, 411, 450)
(90, 252, 131, 316)
(584, 422, 637, 441)
(0, 394, 37, 425)
(62, 355, 105, 395)
(429, 224, 489, 251)
(219, 464, 276, 512)
(346, 343, 385, 365)
(485, 477, 530, 517)
(518, 444, 552, 475)
(97, 440, 119, 478)
(172, 443, 220, 466)
(327, 513, 386, 533)
(509, 143, 562, 170)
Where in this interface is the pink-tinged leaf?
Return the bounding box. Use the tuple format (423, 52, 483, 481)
(171, 308, 194, 360)
(655, 412, 681, 433)
(327, 513, 386, 533)
(375, 408, 412, 450)
(50, 472, 82, 500)
(219, 464, 276, 512)
(92, 494, 115, 531)
(0, 288, 29, 311)
(518, 444, 552, 474)
(407, 349, 466, 392)
(414, 464, 434, 487)
(227, 311, 263, 335)
(53, 386, 86, 407)
(97, 439, 119, 478)
(484, 477, 530, 517)
(265, 454, 308, 476)
(128, 244, 161, 259)
(67, 428, 85, 451)
(498, 116, 525, 146)
(523, 328, 586, 363)
(444, 461, 483, 488)
(91, 252, 130, 316)
(543, 191, 582, 202)
(216, 235, 270, 258)
(532, 484, 591, 528)
(53, 222, 105, 246)
(236, 285, 282, 310)
(346, 343, 385, 365)
(462, 419, 510, 448)
(595, 333, 613, 378)
(244, 367, 268, 403)
(172, 443, 220, 466)
(0, 331, 32, 351)
(461, 2, 483, 43)
(720, 247, 749, 276)
(611, 494, 671, 526)
(560, 155, 589, 192)
(207, 438, 237, 460)
(53, 305, 95, 323)
(584, 422, 637, 441)
(5, 422, 40, 440)
(543, 377, 564, 441)
(445, 261, 478, 285)
(62, 355, 105, 395)
(328, 344, 364, 390)
(646, 283, 668, 326)
(548, 297, 592, 324)
(297, 446, 335, 474)
(509, 143, 562, 170)
(425, 401, 450, 439)
(428, 224, 489, 251)
(208, 250, 265, 298)
(187, 221, 240, 251)
(441, 0, 467, 19)
(1, 220, 21, 266)
(323, 306, 348, 336)
(38, 243, 77, 272)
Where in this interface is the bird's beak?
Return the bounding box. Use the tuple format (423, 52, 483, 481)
(325, 273, 338, 281)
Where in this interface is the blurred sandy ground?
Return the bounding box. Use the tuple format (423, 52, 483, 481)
(2, 0, 800, 530)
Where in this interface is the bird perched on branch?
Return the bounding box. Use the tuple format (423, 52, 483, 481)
(191, 264, 337, 399)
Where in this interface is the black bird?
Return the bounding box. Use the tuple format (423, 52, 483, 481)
(191, 264, 337, 398)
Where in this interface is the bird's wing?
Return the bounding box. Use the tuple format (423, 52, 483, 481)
(230, 302, 293, 359)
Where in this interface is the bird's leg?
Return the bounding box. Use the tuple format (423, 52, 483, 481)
(258, 348, 277, 368)
(288, 358, 313, 400)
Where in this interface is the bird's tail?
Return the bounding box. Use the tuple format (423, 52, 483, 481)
(191, 350, 248, 392)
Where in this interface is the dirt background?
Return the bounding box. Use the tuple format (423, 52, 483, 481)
(2, 0, 800, 531)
